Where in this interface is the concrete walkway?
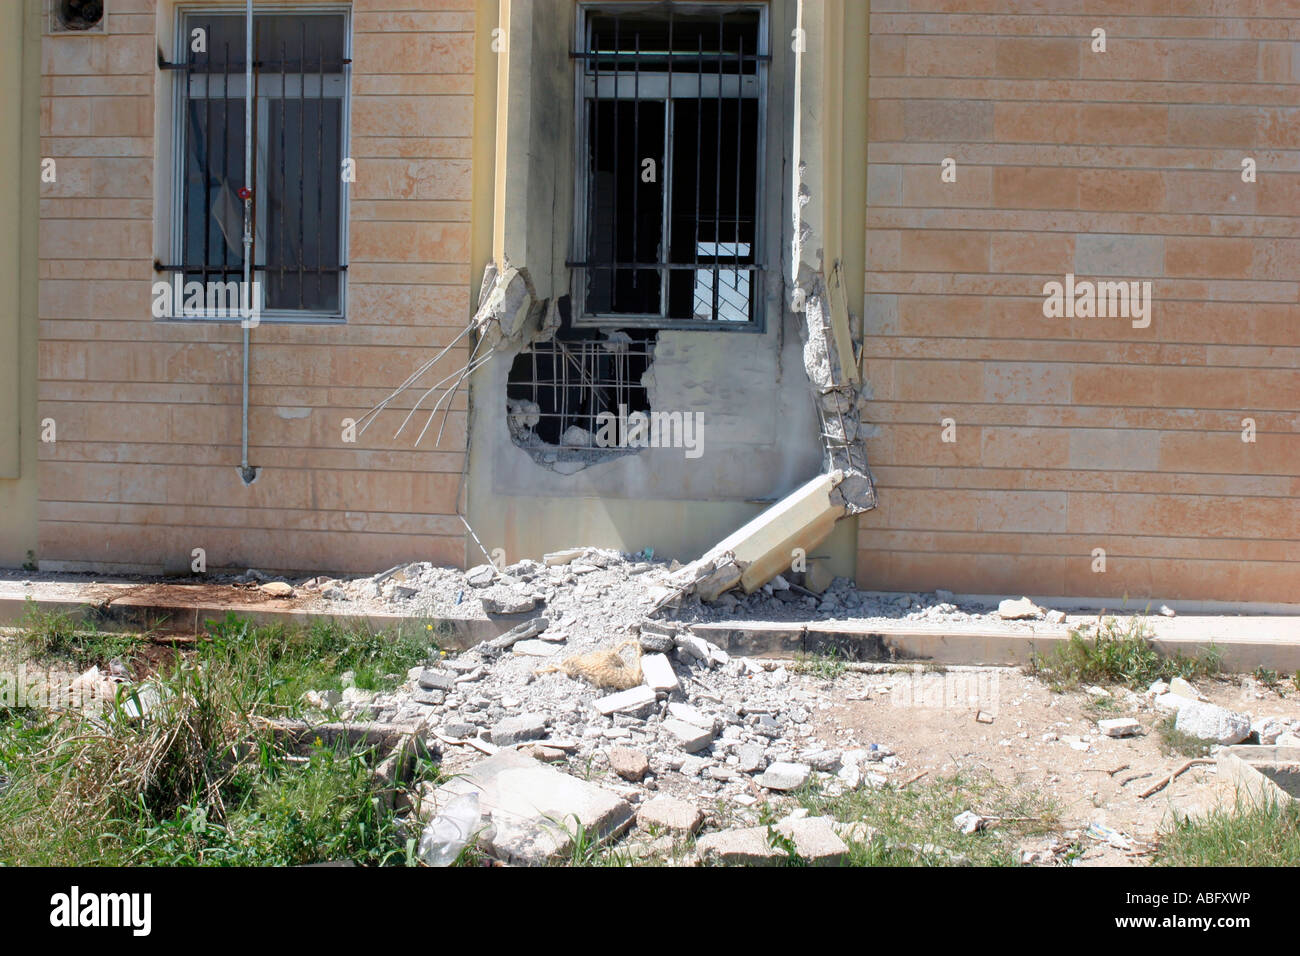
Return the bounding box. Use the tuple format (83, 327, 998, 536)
(2, 579, 1298, 671)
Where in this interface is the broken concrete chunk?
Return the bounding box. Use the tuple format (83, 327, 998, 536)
(483, 616, 549, 654)
(694, 827, 786, 866)
(538, 548, 585, 564)
(481, 594, 537, 615)
(490, 714, 548, 746)
(1168, 677, 1201, 701)
(737, 744, 768, 774)
(512, 639, 561, 658)
(637, 796, 704, 835)
(640, 653, 680, 693)
(662, 718, 714, 754)
(666, 702, 713, 731)
(607, 746, 650, 782)
(694, 558, 743, 603)
(756, 761, 811, 791)
(696, 816, 846, 866)
(464, 564, 496, 587)
(1174, 701, 1251, 745)
(997, 597, 1043, 620)
(593, 685, 657, 718)
(260, 581, 294, 598)
(1098, 718, 1142, 738)
(424, 750, 633, 866)
(418, 669, 457, 692)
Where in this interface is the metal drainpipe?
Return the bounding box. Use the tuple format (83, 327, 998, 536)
(238, 0, 257, 485)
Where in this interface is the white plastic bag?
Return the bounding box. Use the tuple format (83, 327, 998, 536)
(417, 792, 481, 866)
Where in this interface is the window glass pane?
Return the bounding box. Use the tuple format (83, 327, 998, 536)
(182, 97, 245, 282)
(179, 12, 346, 317)
(585, 98, 665, 315)
(667, 98, 759, 322)
(264, 97, 343, 312)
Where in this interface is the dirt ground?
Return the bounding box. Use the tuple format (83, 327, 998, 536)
(806, 665, 1300, 865)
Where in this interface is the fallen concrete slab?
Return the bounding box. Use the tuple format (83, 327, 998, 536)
(422, 749, 634, 866)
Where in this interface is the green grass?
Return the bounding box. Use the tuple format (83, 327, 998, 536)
(1156, 797, 1300, 867)
(1155, 715, 1216, 759)
(16, 600, 139, 670)
(790, 648, 848, 680)
(1027, 615, 1222, 691)
(796, 772, 1059, 867)
(0, 614, 444, 866)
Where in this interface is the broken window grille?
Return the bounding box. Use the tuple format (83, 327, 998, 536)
(161, 9, 350, 319)
(571, 4, 767, 328)
(506, 335, 655, 452)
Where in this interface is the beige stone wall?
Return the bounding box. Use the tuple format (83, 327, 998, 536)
(0, 1, 41, 568)
(37, 0, 476, 573)
(858, 1, 1300, 604)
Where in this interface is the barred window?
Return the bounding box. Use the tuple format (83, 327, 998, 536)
(572, 4, 768, 328)
(169, 9, 349, 320)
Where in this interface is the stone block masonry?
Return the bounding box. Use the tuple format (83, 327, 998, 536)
(36, 0, 477, 574)
(859, 2, 1300, 603)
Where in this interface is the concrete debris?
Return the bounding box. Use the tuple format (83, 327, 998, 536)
(260, 581, 295, 598)
(1168, 677, 1202, 701)
(490, 714, 547, 746)
(1098, 718, 1142, 738)
(953, 810, 990, 835)
(608, 747, 650, 782)
(1174, 701, 1252, 745)
(637, 796, 704, 835)
(422, 749, 633, 866)
(640, 653, 680, 693)
(997, 597, 1043, 620)
(593, 686, 657, 718)
(756, 761, 811, 791)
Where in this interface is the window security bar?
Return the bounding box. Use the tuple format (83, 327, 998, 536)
(573, 6, 767, 326)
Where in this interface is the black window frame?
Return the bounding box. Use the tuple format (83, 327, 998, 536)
(570, 1, 771, 331)
(167, 4, 352, 324)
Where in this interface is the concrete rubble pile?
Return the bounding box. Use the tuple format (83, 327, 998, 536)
(291, 546, 940, 865)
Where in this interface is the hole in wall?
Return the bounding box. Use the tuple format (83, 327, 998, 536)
(505, 327, 657, 471)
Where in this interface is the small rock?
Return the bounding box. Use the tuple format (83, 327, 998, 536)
(1159, 604, 1176, 617)
(260, 581, 294, 598)
(637, 796, 704, 835)
(1252, 717, 1285, 745)
(756, 761, 811, 791)
(737, 744, 767, 774)
(1168, 677, 1201, 701)
(640, 653, 680, 693)
(418, 669, 457, 692)
(464, 564, 496, 587)
(802, 749, 842, 773)
(512, 639, 561, 657)
(1174, 701, 1250, 745)
(1045, 609, 1067, 625)
(490, 714, 547, 746)
(662, 718, 713, 754)
(442, 720, 477, 740)
(1098, 717, 1141, 738)
(997, 596, 1043, 620)
(593, 685, 657, 718)
(953, 810, 989, 835)
(608, 746, 650, 782)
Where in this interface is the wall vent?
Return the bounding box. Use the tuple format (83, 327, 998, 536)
(49, 0, 106, 35)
